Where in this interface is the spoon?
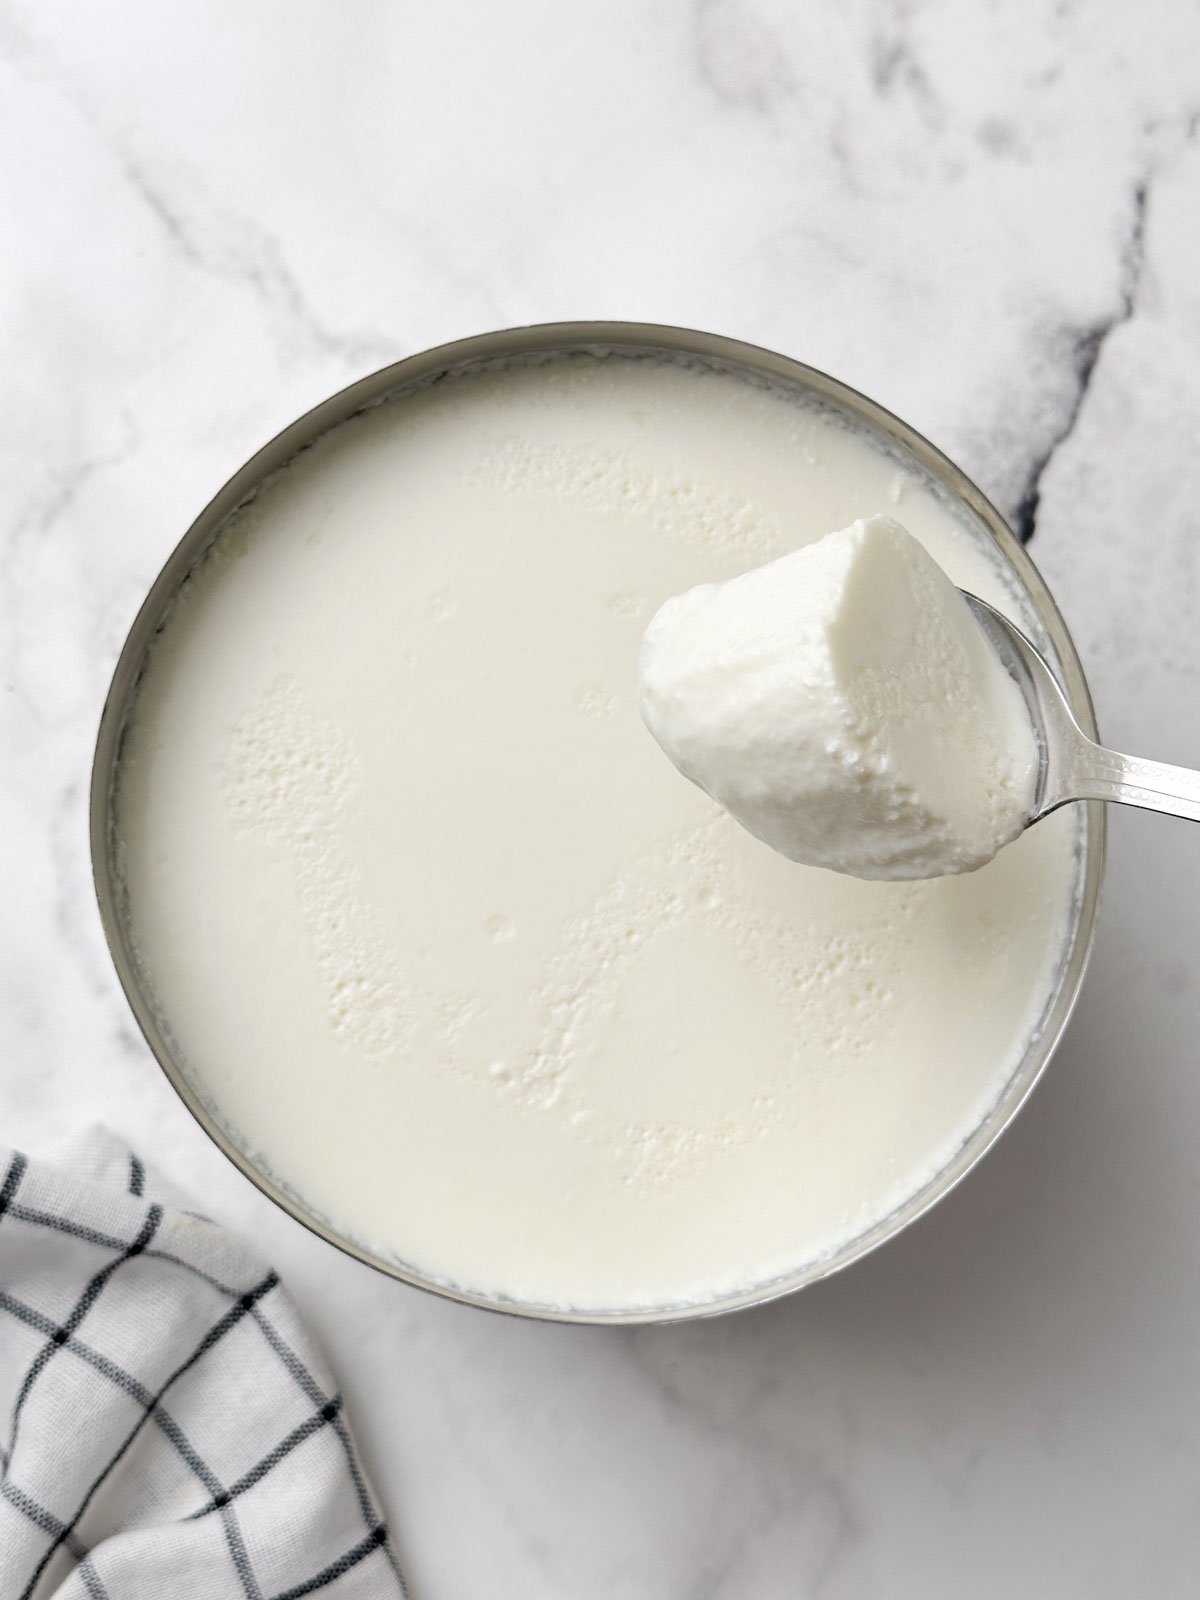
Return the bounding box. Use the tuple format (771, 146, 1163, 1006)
(963, 593, 1200, 826)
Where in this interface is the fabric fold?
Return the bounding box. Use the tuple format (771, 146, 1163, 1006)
(0, 1129, 405, 1599)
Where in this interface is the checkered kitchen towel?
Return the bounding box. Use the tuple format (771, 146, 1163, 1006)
(0, 1130, 406, 1599)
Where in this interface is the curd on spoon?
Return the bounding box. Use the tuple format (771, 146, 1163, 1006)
(638, 515, 1039, 881)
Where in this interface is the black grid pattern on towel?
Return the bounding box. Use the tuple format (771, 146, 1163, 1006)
(0, 1149, 407, 1600)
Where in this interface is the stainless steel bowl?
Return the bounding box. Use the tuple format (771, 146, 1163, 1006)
(91, 322, 1105, 1323)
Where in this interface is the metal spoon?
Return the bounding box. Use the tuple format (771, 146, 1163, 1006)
(964, 593, 1200, 826)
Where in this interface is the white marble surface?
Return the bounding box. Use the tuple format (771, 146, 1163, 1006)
(4, 2, 1200, 1594)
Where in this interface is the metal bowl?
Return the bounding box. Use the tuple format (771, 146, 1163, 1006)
(91, 322, 1105, 1323)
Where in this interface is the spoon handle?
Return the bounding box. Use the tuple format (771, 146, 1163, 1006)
(1058, 741, 1200, 823)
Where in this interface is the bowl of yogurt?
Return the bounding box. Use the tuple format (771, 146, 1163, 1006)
(92, 323, 1104, 1322)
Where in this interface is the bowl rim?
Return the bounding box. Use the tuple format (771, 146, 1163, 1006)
(90, 319, 1106, 1324)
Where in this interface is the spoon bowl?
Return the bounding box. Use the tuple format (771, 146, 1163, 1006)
(964, 593, 1200, 826)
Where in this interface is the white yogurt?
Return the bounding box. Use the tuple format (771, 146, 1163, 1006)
(638, 515, 1039, 880)
(115, 354, 1079, 1312)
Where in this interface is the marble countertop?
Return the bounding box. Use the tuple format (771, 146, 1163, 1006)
(5, 3, 1200, 1594)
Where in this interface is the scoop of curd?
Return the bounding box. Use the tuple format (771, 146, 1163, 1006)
(638, 515, 1038, 880)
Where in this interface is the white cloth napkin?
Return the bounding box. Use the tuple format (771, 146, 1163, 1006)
(0, 1130, 406, 1599)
